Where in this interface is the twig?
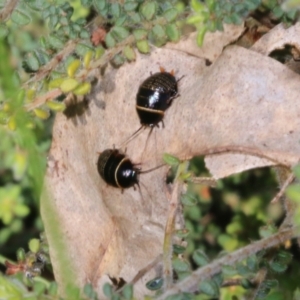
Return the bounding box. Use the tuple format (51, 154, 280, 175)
(190, 176, 217, 188)
(23, 40, 79, 88)
(156, 226, 298, 299)
(248, 268, 268, 300)
(271, 172, 295, 204)
(0, 0, 19, 21)
(163, 180, 181, 289)
(200, 145, 295, 167)
(25, 88, 62, 111)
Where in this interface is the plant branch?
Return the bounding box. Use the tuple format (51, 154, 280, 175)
(156, 226, 298, 299)
(0, 0, 19, 21)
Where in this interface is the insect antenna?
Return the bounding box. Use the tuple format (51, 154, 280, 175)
(119, 125, 145, 147)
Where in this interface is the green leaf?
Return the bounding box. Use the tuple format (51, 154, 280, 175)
(152, 24, 165, 38)
(11, 9, 31, 25)
(93, 0, 107, 12)
(172, 258, 190, 272)
(60, 78, 80, 93)
(164, 8, 178, 22)
(123, 45, 136, 61)
(0, 276, 23, 299)
(181, 194, 197, 206)
(222, 264, 237, 276)
(124, 1, 138, 11)
(49, 15, 59, 29)
(48, 282, 58, 296)
(83, 283, 95, 298)
(133, 29, 148, 40)
(17, 248, 26, 262)
(103, 283, 113, 297)
(140, 1, 157, 20)
(29, 238, 40, 253)
(46, 100, 66, 112)
(146, 277, 163, 290)
(197, 26, 207, 46)
(191, 0, 206, 12)
(111, 54, 125, 66)
(24, 52, 40, 72)
(105, 32, 116, 48)
(136, 40, 150, 53)
(192, 249, 210, 266)
(166, 24, 180, 42)
(48, 35, 65, 50)
(115, 15, 127, 26)
(110, 3, 121, 18)
(75, 43, 93, 56)
(163, 153, 180, 166)
(67, 59, 81, 77)
(259, 224, 277, 238)
(73, 82, 91, 96)
(199, 280, 219, 297)
(122, 284, 133, 300)
(0, 25, 8, 38)
(24, 0, 51, 10)
(34, 108, 50, 120)
(112, 26, 130, 41)
(14, 204, 30, 217)
(173, 244, 186, 254)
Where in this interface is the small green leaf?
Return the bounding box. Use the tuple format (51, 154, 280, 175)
(49, 15, 59, 29)
(73, 82, 91, 95)
(173, 244, 186, 254)
(93, 0, 107, 12)
(247, 255, 258, 272)
(172, 258, 190, 272)
(110, 3, 121, 18)
(140, 1, 157, 20)
(175, 228, 189, 238)
(146, 277, 163, 290)
(197, 26, 207, 46)
(24, 52, 40, 72)
(123, 45, 136, 61)
(49, 78, 65, 89)
(48, 35, 65, 50)
(136, 40, 150, 53)
(222, 264, 237, 276)
(76, 43, 93, 56)
(112, 26, 130, 41)
(164, 8, 178, 22)
(166, 24, 180, 42)
(236, 262, 252, 276)
(67, 59, 81, 77)
(11, 8, 31, 25)
(14, 204, 29, 217)
(122, 284, 133, 300)
(17, 248, 26, 262)
(34, 108, 50, 120)
(191, 0, 207, 12)
(103, 283, 113, 297)
(83, 51, 94, 69)
(46, 100, 66, 111)
(199, 280, 219, 297)
(111, 54, 125, 66)
(259, 224, 277, 238)
(95, 46, 105, 59)
(163, 153, 180, 166)
(0, 25, 8, 38)
(83, 283, 95, 298)
(133, 29, 148, 40)
(152, 24, 165, 38)
(181, 194, 197, 206)
(60, 78, 80, 93)
(115, 15, 127, 26)
(29, 238, 40, 253)
(48, 282, 58, 296)
(124, 1, 138, 11)
(105, 32, 116, 48)
(186, 14, 204, 24)
(192, 249, 210, 266)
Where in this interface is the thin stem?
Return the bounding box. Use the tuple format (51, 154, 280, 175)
(157, 226, 298, 299)
(0, 0, 19, 21)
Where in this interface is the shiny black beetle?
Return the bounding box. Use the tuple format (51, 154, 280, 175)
(97, 148, 139, 189)
(136, 67, 179, 127)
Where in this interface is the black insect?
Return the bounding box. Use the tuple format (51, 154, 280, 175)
(121, 67, 182, 146)
(97, 148, 139, 189)
(97, 148, 163, 190)
(136, 67, 179, 127)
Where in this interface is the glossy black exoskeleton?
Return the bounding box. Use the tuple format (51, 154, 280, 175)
(136, 67, 179, 127)
(97, 148, 140, 189)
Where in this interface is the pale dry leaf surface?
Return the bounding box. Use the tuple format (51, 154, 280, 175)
(251, 22, 300, 55)
(166, 24, 245, 62)
(41, 27, 300, 298)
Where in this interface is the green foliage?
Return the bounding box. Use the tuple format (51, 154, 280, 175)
(1, 0, 300, 299)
